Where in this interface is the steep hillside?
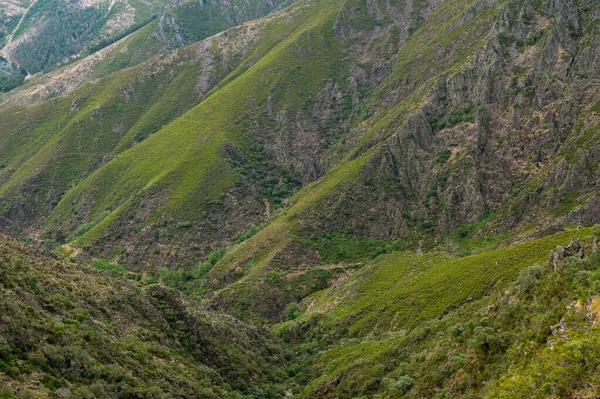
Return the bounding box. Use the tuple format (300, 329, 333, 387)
(0, 236, 288, 398)
(289, 230, 600, 398)
(0, 0, 599, 303)
(194, 0, 600, 322)
(0, 0, 344, 265)
(0, 0, 292, 94)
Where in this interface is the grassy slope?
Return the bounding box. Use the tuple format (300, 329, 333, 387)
(296, 226, 596, 337)
(289, 226, 600, 398)
(45, 0, 346, 249)
(0, 21, 262, 233)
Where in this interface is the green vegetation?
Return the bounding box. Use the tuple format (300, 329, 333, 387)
(0, 238, 288, 398)
(84, 0, 292, 81)
(427, 104, 476, 132)
(285, 229, 600, 398)
(299, 234, 406, 263)
(295, 227, 595, 337)
(2, 0, 600, 396)
(157, 248, 226, 297)
(12, 2, 104, 74)
(0, 57, 25, 92)
(1, 0, 289, 92)
(91, 259, 127, 274)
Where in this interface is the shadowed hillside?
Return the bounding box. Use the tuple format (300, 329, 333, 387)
(0, 235, 288, 398)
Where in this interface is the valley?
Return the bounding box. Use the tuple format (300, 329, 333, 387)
(0, 0, 600, 397)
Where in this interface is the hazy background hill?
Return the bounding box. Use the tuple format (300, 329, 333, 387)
(0, 0, 293, 93)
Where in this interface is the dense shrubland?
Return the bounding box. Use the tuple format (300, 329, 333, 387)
(285, 232, 600, 398)
(0, 238, 289, 398)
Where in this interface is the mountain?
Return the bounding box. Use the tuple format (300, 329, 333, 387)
(0, 0, 171, 89)
(1, 0, 600, 397)
(2, 0, 599, 283)
(0, 0, 292, 93)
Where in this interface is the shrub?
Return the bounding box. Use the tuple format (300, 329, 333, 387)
(266, 271, 281, 284)
(0, 336, 11, 360)
(48, 294, 74, 310)
(517, 264, 545, 298)
(71, 387, 95, 399)
(73, 308, 91, 322)
(207, 249, 226, 265)
(0, 388, 15, 399)
(193, 262, 212, 279)
(469, 326, 500, 356)
(391, 375, 414, 394)
(437, 149, 452, 165)
(43, 239, 60, 250)
(362, 377, 380, 394)
(281, 303, 302, 321)
(159, 268, 187, 290)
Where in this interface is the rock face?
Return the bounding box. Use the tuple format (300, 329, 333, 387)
(549, 236, 585, 270)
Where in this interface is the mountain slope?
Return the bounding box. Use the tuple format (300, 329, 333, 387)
(1, 0, 347, 266)
(291, 230, 600, 398)
(189, 0, 600, 323)
(0, 0, 293, 94)
(0, 236, 288, 398)
(0, 0, 599, 307)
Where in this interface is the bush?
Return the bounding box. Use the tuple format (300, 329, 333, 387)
(193, 262, 212, 279)
(392, 375, 414, 394)
(0, 336, 11, 359)
(469, 326, 500, 356)
(437, 149, 452, 165)
(207, 249, 226, 265)
(281, 303, 302, 321)
(159, 268, 188, 290)
(43, 239, 60, 250)
(71, 387, 95, 399)
(0, 388, 15, 399)
(266, 271, 281, 284)
(517, 264, 544, 298)
(362, 377, 380, 394)
(73, 308, 91, 322)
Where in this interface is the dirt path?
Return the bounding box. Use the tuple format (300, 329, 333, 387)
(61, 243, 82, 258)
